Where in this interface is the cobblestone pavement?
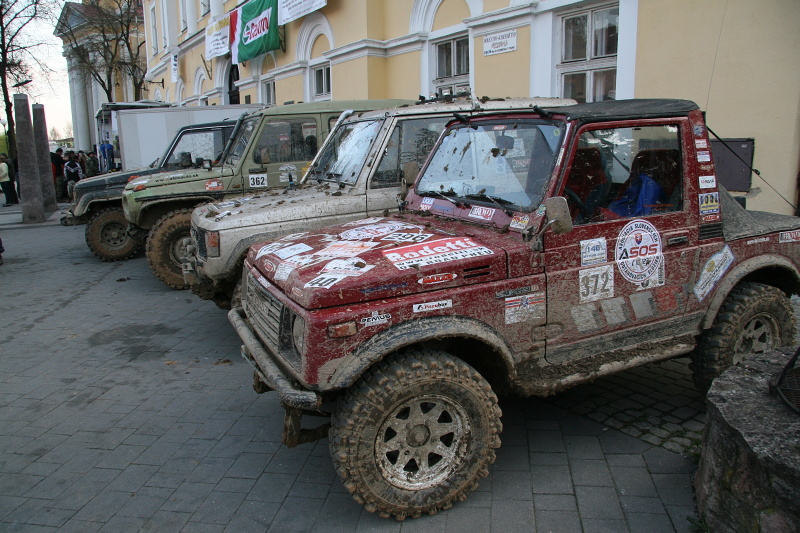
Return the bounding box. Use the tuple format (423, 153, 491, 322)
(0, 217, 760, 532)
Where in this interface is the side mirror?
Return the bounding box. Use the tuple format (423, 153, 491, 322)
(202, 159, 212, 170)
(545, 196, 573, 235)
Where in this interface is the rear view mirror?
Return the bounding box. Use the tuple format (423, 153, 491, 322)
(202, 159, 212, 170)
(496, 135, 514, 151)
(545, 196, 573, 235)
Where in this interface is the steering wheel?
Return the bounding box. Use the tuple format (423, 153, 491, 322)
(563, 188, 591, 222)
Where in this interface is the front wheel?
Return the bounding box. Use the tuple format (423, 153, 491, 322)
(85, 207, 141, 261)
(329, 349, 502, 520)
(145, 208, 194, 289)
(691, 282, 795, 391)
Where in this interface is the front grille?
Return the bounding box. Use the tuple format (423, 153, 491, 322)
(244, 272, 301, 372)
(193, 226, 207, 259)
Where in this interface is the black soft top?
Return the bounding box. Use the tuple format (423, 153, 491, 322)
(543, 99, 700, 123)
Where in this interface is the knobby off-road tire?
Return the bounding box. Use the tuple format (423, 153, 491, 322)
(145, 208, 194, 289)
(691, 282, 794, 392)
(85, 207, 141, 261)
(329, 348, 502, 520)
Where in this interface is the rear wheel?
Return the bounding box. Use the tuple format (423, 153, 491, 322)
(691, 282, 794, 391)
(85, 207, 141, 261)
(145, 208, 193, 289)
(329, 349, 501, 520)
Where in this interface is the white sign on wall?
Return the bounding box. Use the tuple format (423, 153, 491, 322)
(483, 29, 517, 56)
(279, 0, 326, 26)
(171, 54, 179, 83)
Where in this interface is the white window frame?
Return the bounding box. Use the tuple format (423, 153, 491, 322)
(200, 0, 209, 15)
(432, 34, 470, 97)
(312, 63, 331, 100)
(150, 4, 159, 56)
(160, 0, 169, 49)
(557, 3, 618, 103)
(262, 79, 276, 106)
(179, 0, 187, 31)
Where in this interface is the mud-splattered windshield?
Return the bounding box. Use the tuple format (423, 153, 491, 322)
(416, 119, 565, 211)
(305, 118, 383, 186)
(224, 117, 260, 167)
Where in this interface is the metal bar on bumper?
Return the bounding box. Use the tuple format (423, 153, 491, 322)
(228, 307, 322, 410)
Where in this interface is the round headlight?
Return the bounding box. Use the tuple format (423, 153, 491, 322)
(291, 315, 306, 354)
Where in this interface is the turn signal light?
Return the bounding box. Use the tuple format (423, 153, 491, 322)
(133, 183, 147, 191)
(328, 321, 357, 338)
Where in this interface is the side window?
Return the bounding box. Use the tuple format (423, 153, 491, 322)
(370, 117, 447, 189)
(253, 119, 318, 164)
(563, 124, 683, 224)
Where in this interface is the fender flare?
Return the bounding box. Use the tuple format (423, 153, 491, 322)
(326, 315, 517, 390)
(700, 254, 800, 330)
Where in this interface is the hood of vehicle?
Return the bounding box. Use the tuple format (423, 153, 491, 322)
(246, 214, 513, 309)
(125, 167, 230, 191)
(74, 167, 161, 192)
(193, 182, 361, 230)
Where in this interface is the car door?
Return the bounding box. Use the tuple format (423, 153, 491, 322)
(543, 119, 700, 366)
(245, 115, 320, 191)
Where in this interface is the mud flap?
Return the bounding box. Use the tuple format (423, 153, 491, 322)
(282, 406, 331, 448)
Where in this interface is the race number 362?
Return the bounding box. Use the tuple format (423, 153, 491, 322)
(249, 174, 268, 188)
(579, 264, 614, 302)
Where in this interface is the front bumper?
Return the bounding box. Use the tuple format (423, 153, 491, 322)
(228, 306, 322, 410)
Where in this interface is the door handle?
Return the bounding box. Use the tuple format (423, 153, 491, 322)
(667, 235, 689, 246)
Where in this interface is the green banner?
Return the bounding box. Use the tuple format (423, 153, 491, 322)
(231, 0, 280, 63)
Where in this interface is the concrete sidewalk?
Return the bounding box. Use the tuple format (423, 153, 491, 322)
(0, 222, 701, 532)
(0, 201, 66, 229)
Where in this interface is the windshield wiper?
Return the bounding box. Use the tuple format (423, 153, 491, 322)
(465, 192, 515, 210)
(418, 189, 464, 208)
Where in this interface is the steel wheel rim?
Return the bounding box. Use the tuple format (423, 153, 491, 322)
(100, 221, 128, 249)
(170, 234, 192, 266)
(376, 394, 470, 490)
(733, 312, 779, 363)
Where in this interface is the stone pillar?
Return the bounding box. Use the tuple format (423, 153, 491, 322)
(32, 104, 58, 212)
(66, 55, 92, 150)
(14, 94, 44, 223)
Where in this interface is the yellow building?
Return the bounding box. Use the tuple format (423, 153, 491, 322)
(70, 0, 800, 214)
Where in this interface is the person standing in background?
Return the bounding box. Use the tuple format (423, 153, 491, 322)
(0, 153, 19, 206)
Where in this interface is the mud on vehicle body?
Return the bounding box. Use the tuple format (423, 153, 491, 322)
(121, 99, 415, 289)
(229, 99, 800, 518)
(184, 97, 567, 308)
(63, 121, 237, 261)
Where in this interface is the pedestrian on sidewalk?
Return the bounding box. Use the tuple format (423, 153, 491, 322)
(0, 153, 19, 206)
(64, 153, 84, 201)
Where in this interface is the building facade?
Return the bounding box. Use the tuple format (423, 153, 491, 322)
(67, 0, 800, 214)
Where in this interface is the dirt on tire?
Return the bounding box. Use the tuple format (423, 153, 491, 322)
(329, 348, 502, 520)
(145, 208, 194, 289)
(691, 281, 795, 391)
(85, 207, 142, 261)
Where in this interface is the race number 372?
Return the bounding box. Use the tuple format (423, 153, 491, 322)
(579, 264, 614, 302)
(249, 174, 268, 188)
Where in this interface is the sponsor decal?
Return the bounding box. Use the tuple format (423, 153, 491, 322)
(701, 214, 721, 223)
(535, 204, 547, 216)
(272, 243, 313, 260)
(696, 151, 712, 163)
(383, 237, 494, 270)
(360, 282, 407, 295)
(343, 217, 384, 226)
(509, 215, 530, 230)
(321, 257, 374, 277)
(256, 241, 292, 259)
(381, 232, 434, 243)
(779, 230, 800, 243)
(305, 273, 349, 289)
(339, 222, 409, 241)
(413, 300, 453, 313)
(614, 219, 663, 284)
(580, 238, 607, 266)
(417, 273, 457, 285)
(496, 286, 534, 299)
(468, 205, 496, 221)
(280, 232, 309, 241)
(278, 164, 297, 183)
(274, 262, 294, 281)
(420, 197, 434, 211)
(359, 311, 391, 327)
(699, 192, 720, 215)
(433, 203, 454, 215)
(205, 178, 224, 191)
(262, 260, 275, 272)
(316, 240, 380, 257)
(636, 261, 665, 290)
(693, 245, 735, 301)
(746, 237, 771, 245)
(695, 139, 709, 149)
(505, 292, 545, 324)
(699, 175, 716, 189)
(579, 265, 614, 302)
(693, 125, 705, 136)
(291, 287, 302, 298)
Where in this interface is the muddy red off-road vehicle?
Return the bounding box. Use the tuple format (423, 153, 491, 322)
(229, 99, 800, 519)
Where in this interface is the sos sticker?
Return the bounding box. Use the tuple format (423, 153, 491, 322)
(615, 219, 663, 284)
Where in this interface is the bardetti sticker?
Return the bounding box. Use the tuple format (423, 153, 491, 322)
(614, 219, 663, 284)
(383, 237, 494, 270)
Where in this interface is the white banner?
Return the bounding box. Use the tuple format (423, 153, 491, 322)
(278, 0, 326, 25)
(205, 14, 232, 59)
